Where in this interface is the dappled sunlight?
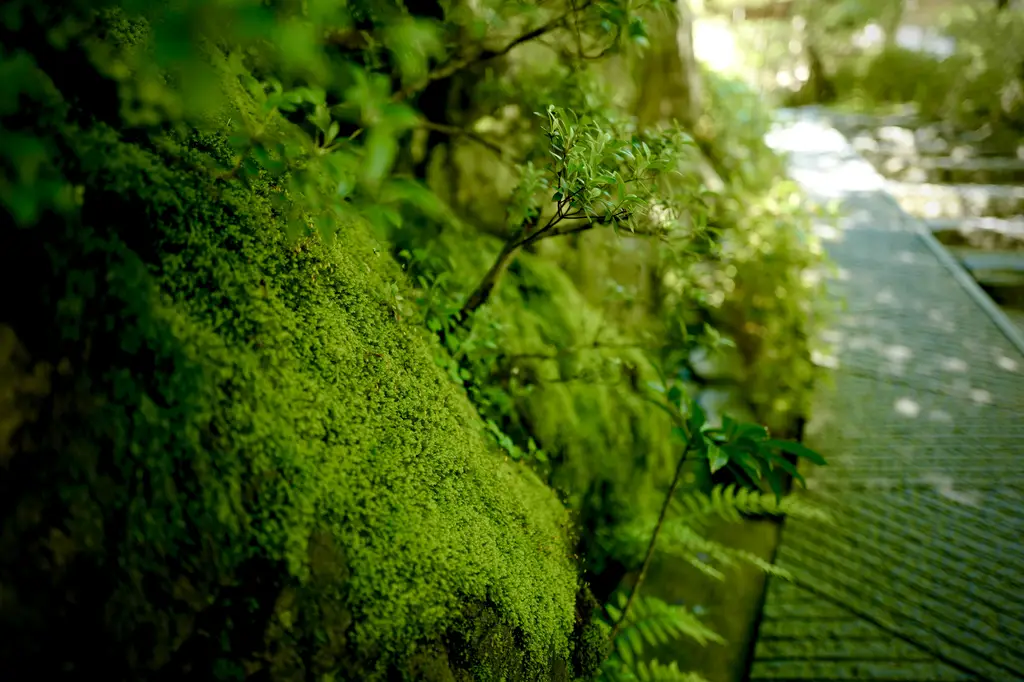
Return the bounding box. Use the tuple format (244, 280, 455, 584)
(969, 388, 994, 405)
(894, 397, 921, 417)
(693, 18, 741, 74)
(997, 354, 1020, 372)
(918, 473, 982, 507)
(765, 119, 850, 155)
(811, 220, 841, 241)
(773, 111, 1023, 517)
(926, 408, 954, 423)
(732, 6, 1024, 676)
(939, 356, 968, 373)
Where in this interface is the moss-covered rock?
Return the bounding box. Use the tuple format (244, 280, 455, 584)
(0, 24, 585, 682)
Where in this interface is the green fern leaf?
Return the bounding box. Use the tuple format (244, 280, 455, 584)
(645, 660, 711, 682)
(657, 520, 793, 580)
(671, 484, 832, 527)
(620, 595, 724, 647)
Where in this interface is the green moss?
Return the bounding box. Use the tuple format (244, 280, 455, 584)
(0, 66, 580, 682)
(432, 229, 678, 506)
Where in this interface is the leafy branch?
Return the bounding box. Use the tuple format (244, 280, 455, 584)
(448, 106, 696, 331)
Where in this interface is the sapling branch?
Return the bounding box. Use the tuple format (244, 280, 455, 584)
(445, 107, 687, 333)
(455, 206, 648, 325)
(609, 434, 696, 641)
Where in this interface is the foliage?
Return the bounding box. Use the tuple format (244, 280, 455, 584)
(697, 69, 785, 189)
(784, 2, 1024, 133)
(681, 71, 831, 435)
(594, 380, 827, 681)
(704, 179, 829, 434)
(0, 2, 612, 679)
(449, 104, 702, 326)
(0, 0, 831, 678)
(603, 594, 721, 680)
(0, 116, 590, 682)
(672, 483, 832, 528)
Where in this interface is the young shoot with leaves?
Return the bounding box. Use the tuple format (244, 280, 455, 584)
(451, 105, 700, 329)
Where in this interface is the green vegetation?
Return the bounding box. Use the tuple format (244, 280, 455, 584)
(1, 0, 833, 679)
(758, 0, 1024, 135)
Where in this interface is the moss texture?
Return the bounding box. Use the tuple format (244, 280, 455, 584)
(0, 17, 588, 682)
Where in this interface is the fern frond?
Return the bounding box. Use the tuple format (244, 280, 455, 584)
(637, 660, 711, 682)
(601, 594, 719, 682)
(657, 520, 793, 581)
(671, 483, 832, 528)
(612, 593, 724, 650)
(600, 656, 712, 682)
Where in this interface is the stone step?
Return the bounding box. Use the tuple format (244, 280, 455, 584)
(951, 249, 1024, 275)
(845, 121, 1023, 160)
(865, 154, 1024, 185)
(824, 111, 922, 135)
(850, 129, 948, 157)
(926, 216, 1024, 250)
(887, 181, 1024, 219)
(946, 247, 1024, 302)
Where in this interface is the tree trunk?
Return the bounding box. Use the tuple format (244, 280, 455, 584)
(634, 0, 704, 131)
(882, 0, 905, 49)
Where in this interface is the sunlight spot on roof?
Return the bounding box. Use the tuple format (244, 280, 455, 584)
(969, 388, 993, 405)
(920, 473, 981, 507)
(894, 397, 921, 417)
(884, 345, 913, 363)
(996, 355, 1019, 372)
(875, 288, 897, 305)
(940, 357, 968, 373)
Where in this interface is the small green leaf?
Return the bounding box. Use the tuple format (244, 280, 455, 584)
(766, 439, 826, 465)
(708, 443, 728, 473)
(362, 128, 397, 185)
(325, 121, 340, 144)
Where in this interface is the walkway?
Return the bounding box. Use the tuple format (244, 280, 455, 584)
(748, 111, 1024, 682)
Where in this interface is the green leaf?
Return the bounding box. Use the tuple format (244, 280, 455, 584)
(707, 443, 728, 474)
(765, 439, 827, 465)
(325, 121, 340, 144)
(764, 469, 784, 501)
(362, 128, 398, 186)
(687, 400, 707, 437)
(736, 423, 769, 442)
(763, 451, 807, 488)
(721, 415, 737, 439)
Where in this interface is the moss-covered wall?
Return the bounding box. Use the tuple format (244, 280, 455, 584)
(0, 15, 593, 681)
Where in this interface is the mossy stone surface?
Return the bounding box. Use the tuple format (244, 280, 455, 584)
(0, 22, 585, 680)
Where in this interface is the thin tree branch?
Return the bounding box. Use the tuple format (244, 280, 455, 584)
(418, 120, 513, 159)
(393, 0, 596, 102)
(609, 436, 695, 641)
(569, 0, 586, 60)
(547, 214, 668, 241)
